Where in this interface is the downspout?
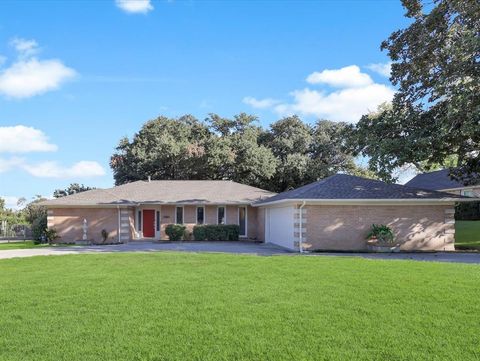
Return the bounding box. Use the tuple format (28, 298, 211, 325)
(117, 206, 121, 243)
(298, 201, 306, 253)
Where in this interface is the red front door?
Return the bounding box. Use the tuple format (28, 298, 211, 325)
(143, 210, 155, 237)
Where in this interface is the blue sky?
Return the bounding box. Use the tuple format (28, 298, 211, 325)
(0, 0, 409, 208)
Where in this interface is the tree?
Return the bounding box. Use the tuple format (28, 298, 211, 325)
(353, 0, 480, 183)
(53, 183, 95, 198)
(0, 197, 5, 211)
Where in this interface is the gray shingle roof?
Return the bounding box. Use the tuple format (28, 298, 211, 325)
(255, 174, 465, 205)
(405, 169, 467, 191)
(42, 180, 275, 207)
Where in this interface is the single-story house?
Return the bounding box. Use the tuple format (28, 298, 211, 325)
(406, 169, 480, 197)
(42, 180, 274, 244)
(42, 174, 468, 251)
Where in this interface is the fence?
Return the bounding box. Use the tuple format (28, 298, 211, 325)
(0, 220, 29, 241)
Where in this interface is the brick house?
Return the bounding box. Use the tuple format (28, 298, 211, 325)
(43, 174, 469, 251)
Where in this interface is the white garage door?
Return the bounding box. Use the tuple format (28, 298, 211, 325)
(266, 206, 295, 250)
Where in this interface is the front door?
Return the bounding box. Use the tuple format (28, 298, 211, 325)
(143, 210, 155, 237)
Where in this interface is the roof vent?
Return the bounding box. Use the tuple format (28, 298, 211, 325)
(148, 176, 151, 183)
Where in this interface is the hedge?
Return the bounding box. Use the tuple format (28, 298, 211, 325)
(193, 225, 239, 241)
(456, 201, 480, 221)
(165, 224, 186, 241)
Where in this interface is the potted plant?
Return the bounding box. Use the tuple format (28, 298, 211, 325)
(365, 224, 399, 252)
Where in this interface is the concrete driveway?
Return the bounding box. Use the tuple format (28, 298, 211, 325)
(0, 241, 291, 260)
(0, 242, 479, 264)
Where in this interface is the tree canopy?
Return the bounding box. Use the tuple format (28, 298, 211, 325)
(110, 113, 368, 192)
(53, 183, 95, 198)
(352, 0, 480, 184)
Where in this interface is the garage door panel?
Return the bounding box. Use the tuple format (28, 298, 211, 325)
(267, 206, 295, 250)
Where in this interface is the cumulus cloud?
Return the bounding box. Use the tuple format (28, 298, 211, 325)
(0, 157, 24, 173)
(306, 65, 373, 88)
(22, 160, 106, 178)
(115, 0, 153, 13)
(242, 96, 280, 109)
(0, 196, 22, 210)
(366, 62, 392, 77)
(0, 125, 58, 153)
(9, 38, 39, 58)
(244, 65, 395, 123)
(0, 38, 76, 99)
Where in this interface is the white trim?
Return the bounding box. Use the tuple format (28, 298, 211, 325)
(175, 206, 184, 225)
(217, 205, 226, 225)
(238, 206, 247, 237)
(196, 206, 205, 225)
(253, 198, 464, 207)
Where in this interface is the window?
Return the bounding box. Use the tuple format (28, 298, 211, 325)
(196, 206, 205, 224)
(176, 206, 183, 224)
(461, 190, 475, 197)
(217, 206, 225, 224)
(156, 211, 160, 231)
(238, 206, 247, 237)
(137, 210, 142, 231)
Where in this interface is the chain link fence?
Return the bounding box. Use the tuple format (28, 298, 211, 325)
(0, 220, 30, 242)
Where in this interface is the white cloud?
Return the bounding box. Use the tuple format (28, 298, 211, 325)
(0, 157, 24, 173)
(0, 38, 76, 99)
(366, 62, 392, 77)
(306, 65, 373, 88)
(0, 58, 76, 98)
(242, 96, 280, 109)
(10, 38, 39, 58)
(0, 196, 21, 210)
(0, 125, 58, 153)
(244, 65, 395, 123)
(115, 0, 153, 13)
(274, 84, 394, 122)
(22, 160, 106, 178)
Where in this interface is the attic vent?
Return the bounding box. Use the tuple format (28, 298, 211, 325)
(148, 176, 151, 182)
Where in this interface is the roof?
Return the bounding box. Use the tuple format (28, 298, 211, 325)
(405, 169, 471, 191)
(255, 173, 467, 206)
(41, 180, 275, 207)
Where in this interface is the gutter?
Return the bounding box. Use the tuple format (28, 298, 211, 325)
(117, 206, 121, 243)
(298, 201, 306, 253)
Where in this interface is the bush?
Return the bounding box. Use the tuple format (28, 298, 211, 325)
(366, 224, 395, 244)
(44, 228, 60, 244)
(193, 225, 239, 241)
(101, 229, 109, 243)
(165, 224, 186, 241)
(456, 201, 480, 220)
(31, 215, 47, 243)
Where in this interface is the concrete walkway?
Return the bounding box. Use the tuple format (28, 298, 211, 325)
(0, 241, 479, 264)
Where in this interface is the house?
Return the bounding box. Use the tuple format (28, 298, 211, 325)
(405, 169, 480, 197)
(42, 180, 275, 244)
(43, 174, 468, 251)
(254, 174, 467, 252)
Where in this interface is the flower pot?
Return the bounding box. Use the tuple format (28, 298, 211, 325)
(366, 239, 400, 253)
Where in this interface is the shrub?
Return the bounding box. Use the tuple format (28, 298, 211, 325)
(101, 229, 109, 243)
(193, 225, 239, 241)
(44, 228, 60, 244)
(366, 224, 395, 244)
(165, 224, 186, 241)
(31, 216, 47, 244)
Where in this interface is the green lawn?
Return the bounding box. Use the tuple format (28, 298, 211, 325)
(455, 221, 480, 250)
(0, 253, 479, 360)
(0, 240, 76, 250)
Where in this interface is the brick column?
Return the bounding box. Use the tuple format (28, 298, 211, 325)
(444, 208, 455, 251)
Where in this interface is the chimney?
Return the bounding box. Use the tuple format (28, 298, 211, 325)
(148, 176, 151, 182)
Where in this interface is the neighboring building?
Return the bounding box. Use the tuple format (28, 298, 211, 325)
(42, 180, 274, 244)
(43, 174, 469, 251)
(254, 174, 467, 252)
(405, 169, 480, 197)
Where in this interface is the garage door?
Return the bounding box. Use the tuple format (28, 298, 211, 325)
(266, 206, 295, 250)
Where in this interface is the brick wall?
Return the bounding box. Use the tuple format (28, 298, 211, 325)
(303, 204, 455, 251)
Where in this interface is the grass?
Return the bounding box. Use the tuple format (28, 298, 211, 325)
(0, 240, 77, 250)
(0, 253, 479, 360)
(455, 220, 480, 250)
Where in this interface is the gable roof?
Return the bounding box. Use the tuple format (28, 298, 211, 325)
(255, 174, 466, 206)
(41, 180, 275, 207)
(405, 169, 469, 191)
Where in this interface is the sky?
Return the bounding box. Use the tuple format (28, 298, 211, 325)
(0, 0, 410, 209)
